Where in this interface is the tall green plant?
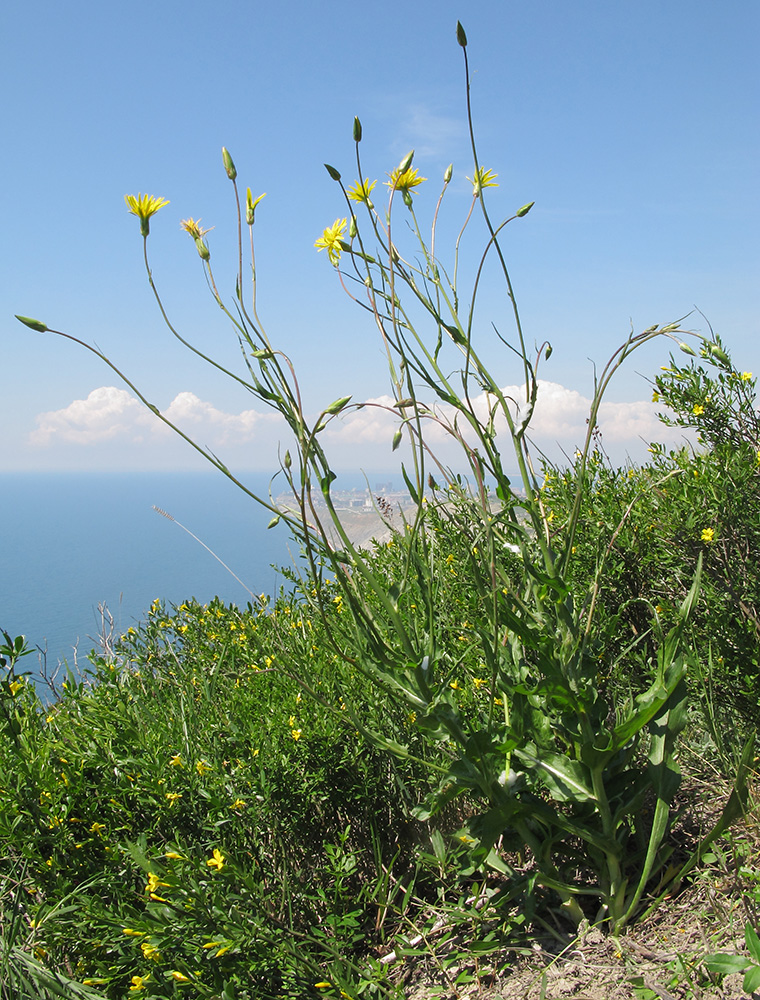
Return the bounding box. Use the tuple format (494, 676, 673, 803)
(15, 23, 748, 933)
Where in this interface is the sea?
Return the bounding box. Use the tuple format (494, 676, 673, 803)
(0, 472, 310, 679)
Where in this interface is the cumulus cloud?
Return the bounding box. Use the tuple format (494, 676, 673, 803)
(29, 382, 684, 470)
(30, 387, 283, 448)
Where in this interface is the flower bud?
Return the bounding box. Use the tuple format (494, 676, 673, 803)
(397, 150, 414, 174)
(221, 147, 237, 181)
(349, 216, 357, 239)
(353, 116, 362, 142)
(283, 450, 292, 469)
(392, 429, 403, 451)
(456, 21, 468, 47)
(516, 201, 535, 218)
(324, 163, 342, 181)
(443, 163, 453, 184)
(325, 395, 352, 415)
(707, 343, 730, 365)
(246, 188, 266, 225)
(194, 238, 210, 261)
(678, 342, 697, 357)
(15, 315, 48, 332)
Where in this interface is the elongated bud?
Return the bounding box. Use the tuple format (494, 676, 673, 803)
(267, 515, 280, 529)
(392, 429, 403, 451)
(456, 21, 468, 47)
(397, 150, 414, 173)
(325, 395, 352, 415)
(516, 201, 535, 218)
(444, 163, 453, 184)
(678, 342, 698, 357)
(221, 147, 237, 180)
(708, 343, 730, 365)
(349, 215, 357, 238)
(353, 116, 362, 142)
(194, 238, 210, 261)
(283, 450, 292, 469)
(246, 189, 266, 225)
(545, 342, 553, 360)
(324, 163, 342, 181)
(15, 315, 48, 332)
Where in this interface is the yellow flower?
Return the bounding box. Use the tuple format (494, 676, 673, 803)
(741, 372, 753, 381)
(171, 971, 191, 982)
(207, 848, 225, 871)
(165, 851, 183, 860)
(314, 218, 347, 265)
(347, 177, 377, 205)
(291, 729, 302, 741)
(230, 798, 246, 810)
(693, 404, 705, 415)
(165, 792, 182, 805)
(701, 527, 715, 543)
(195, 760, 210, 776)
(129, 975, 150, 991)
(122, 928, 145, 937)
(9, 680, 23, 696)
(145, 873, 170, 900)
(385, 166, 426, 194)
(473, 677, 488, 689)
(180, 217, 213, 240)
(288, 715, 297, 728)
(169, 754, 183, 768)
(89, 821, 106, 836)
(651, 391, 660, 402)
(141, 940, 161, 962)
(467, 166, 498, 195)
(124, 193, 169, 236)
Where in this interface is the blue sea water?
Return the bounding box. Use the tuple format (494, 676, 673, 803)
(0, 472, 297, 675)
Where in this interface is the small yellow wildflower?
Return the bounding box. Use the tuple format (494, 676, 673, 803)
(125, 194, 169, 236)
(701, 527, 715, 543)
(165, 851, 183, 860)
(652, 391, 660, 402)
(165, 792, 182, 805)
(145, 873, 170, 898)
(180, 218, 213, 240)
(9, 680, 23, 696)
(207, 848, 225, 872)
(141, 941, 161, 962)
(195, 760, 210, 776)
(171, 971, 191, 982)
(693, 404, 705, 415)
(230, 798, 247, 810)
(314, 218, 347, 265)
(467, 166, 498, 195)
(129, 975, 150, 992)
(291, 729, 302, 741)
(169, 754, 183, 768)
(89, 822, 106, 836)
(288, 715, 297, 728)
(347, 177, 377, 205)
(473, 677, 488, 689)
(385, 166, 426, 194)
(449, 679, 460, 690)
(122, 928, 145, 937)
(741, 372, 753, 381)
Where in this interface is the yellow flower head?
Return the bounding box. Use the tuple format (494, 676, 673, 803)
(129, 975, 150, 992)
(180, 218, 213, 240)
(124, 193, 170, 236)
(230, 798, 247, 810)
(701, 527, 715, 543)
(693, 404, 705, 416)
(141, 940, 161, 962)
(347, 177, 377, 206)
(314, 218, 347, 266)
(169, 754, 183, 768)
(467, 167, 499, 195)
(171, 971, 191, 982)
(741, 371, 754, 382)
(195, 759, 211, 776)
(291, 728, 302, 741)
(9, 679, 23, 697)
(385, 166, 426, 195)
(207, 848, 225, 871)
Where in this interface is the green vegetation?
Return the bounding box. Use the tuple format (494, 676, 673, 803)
(8, 22, 760, 1000)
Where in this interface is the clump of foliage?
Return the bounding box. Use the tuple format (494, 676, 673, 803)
(9, 21, 755, 999)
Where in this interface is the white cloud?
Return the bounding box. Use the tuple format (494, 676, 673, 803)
(30, 387, 284, 449)
(29, 381, 686, 470)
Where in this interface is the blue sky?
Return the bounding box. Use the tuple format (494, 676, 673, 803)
(3, 0, 758, 473)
